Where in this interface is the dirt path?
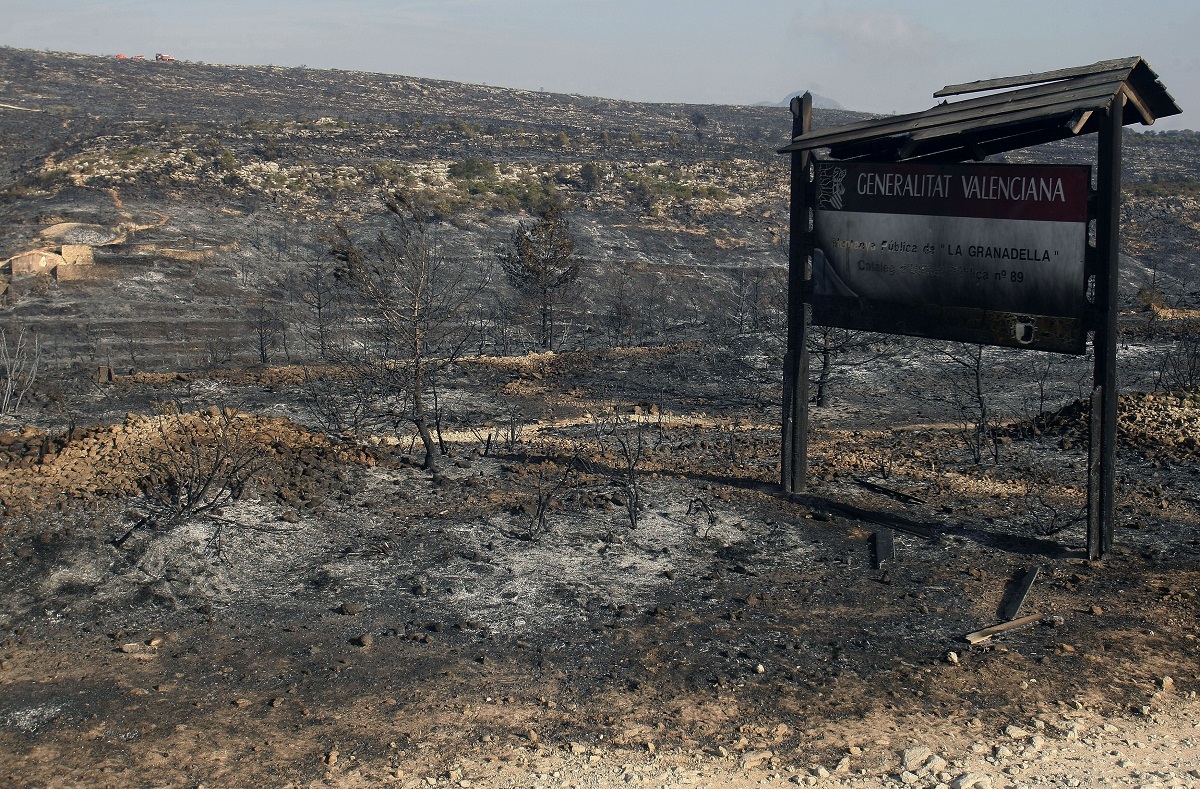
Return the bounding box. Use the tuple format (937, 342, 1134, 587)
(1, 580, 1197, 788)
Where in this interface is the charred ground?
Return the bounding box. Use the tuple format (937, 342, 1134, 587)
(0, 47, 1198, 788)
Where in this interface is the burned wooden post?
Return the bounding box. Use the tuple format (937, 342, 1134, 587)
(1088, 94, 1124, 561)
(782, 92, 812, 494)
(871, 528, 895, 570)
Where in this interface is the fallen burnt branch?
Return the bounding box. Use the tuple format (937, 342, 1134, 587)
(852, 475, 926, 505)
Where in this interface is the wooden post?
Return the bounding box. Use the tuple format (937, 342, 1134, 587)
(782, 93, 812, 494)
(1088, 93, 1123, 561)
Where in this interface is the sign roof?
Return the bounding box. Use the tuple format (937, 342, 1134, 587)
(779, 57, 1181, 163)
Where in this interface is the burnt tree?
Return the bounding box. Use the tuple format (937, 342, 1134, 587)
(331, 194, 485, 471)
(496, 204, 578, 350)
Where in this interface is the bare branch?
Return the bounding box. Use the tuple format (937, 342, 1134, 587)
(0, 326, 41, 415)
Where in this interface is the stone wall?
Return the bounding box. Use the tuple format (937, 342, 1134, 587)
(54, 263, 119, 282)
(7, 250, 64, 277)
(61, 244, 95, 266)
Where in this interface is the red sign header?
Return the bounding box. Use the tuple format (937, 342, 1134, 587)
(815, 162, 1090, 223)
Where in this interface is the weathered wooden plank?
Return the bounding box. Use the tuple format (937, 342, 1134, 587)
(1124, 61, 1183, 119)
(1088, 96, 1123, 561)
(938, 57, 1176, 119)
(965, 613, 1045, 645)
(1088, 383, 1104, 561)
(920, 70, 1127, 119)
(853, 476, 925, 505)
(894, 115, 1076, 160)
(779, 105, 931, 148)
(782, 56, 1178, 160)
(844, 123, 1071, 164)
(1066, 109, 1093, 135)
(901, 121, 1104, 165)
(902, 88, 1122, 144)
(781, 73, 1125, 153)
(793, 494, 943, 540)
(1120, 85, 1155, 126)
(791, 68, 1124, 149)
(1000, 566, 1040, 621)
(782, 92, 812, 495)
(934, 58, 1139, 97)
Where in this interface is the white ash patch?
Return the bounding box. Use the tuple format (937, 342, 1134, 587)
(372, 480, 807, 638)
(2, 703, 62, 734)
(30, 501, 335, 614)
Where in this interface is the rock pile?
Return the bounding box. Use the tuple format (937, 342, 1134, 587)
(0, 409, 379, 520)
(1007, 389, 1200, 463)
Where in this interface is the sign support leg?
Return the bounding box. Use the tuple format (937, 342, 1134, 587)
(783, 93, 812, 494)
(1088, 94, 1123, 561)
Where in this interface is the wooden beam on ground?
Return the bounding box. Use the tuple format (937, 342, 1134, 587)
(1000, 566, 1040, 621)
(965, 613, 1045, 645)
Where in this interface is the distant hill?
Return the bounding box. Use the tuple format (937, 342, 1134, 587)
(0, 45, 1197, 372)
(0, 46, 820, 367)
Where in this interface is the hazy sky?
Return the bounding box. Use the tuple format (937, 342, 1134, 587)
(3, 0, 1195, 129)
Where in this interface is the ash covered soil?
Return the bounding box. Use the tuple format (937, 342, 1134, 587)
(0, 348, 1198, 789)
(2, 45, 1200, 789)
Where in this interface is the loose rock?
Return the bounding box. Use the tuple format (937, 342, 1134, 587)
(900, 747, 933, 772)
(741, 750, 772, 769)
(951, 773, 992, 789)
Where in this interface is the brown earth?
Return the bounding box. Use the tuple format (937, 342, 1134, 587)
(1, 44, 1199, 789)
(1, 353, 1198, 789)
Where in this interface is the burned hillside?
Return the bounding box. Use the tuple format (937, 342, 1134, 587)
(0, 46, 1198, 788)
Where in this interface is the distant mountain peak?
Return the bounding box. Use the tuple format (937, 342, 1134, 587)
(775, 91, 843, 111)
(758, 91, 844, 110)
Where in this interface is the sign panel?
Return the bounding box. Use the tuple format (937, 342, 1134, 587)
(811, 161, 1091, 352)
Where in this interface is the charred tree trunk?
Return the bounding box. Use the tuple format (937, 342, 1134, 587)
(412, 358, 438, 472)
